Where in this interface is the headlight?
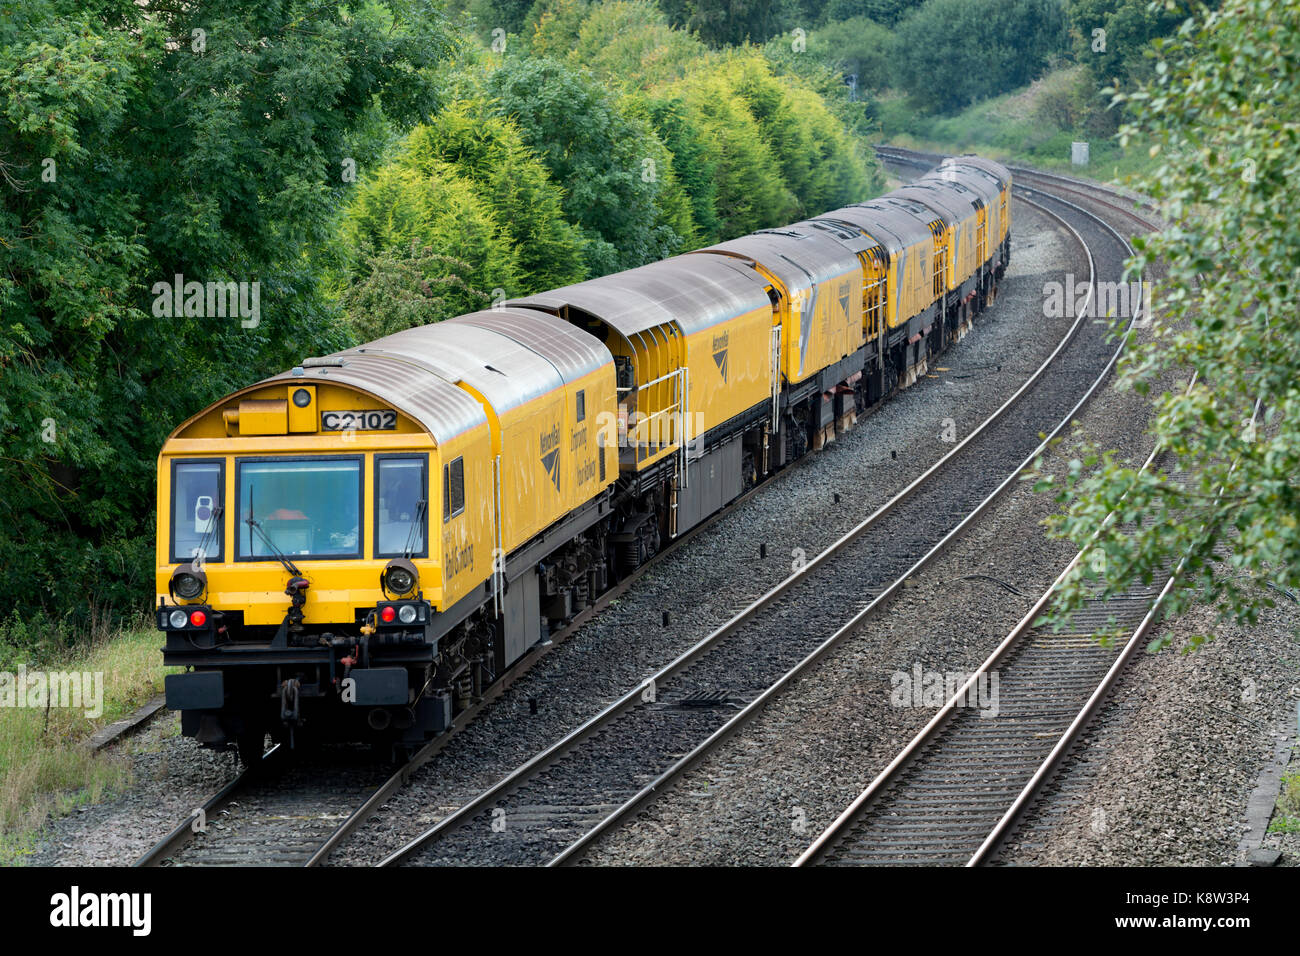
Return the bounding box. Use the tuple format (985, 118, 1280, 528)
(292, 387, 312, 408)
(170, 565, 207, 601)
(172, 570, 205, 600)
(397, 604, 418, 625)
(381, 558, 418, 597)
(168, 609, 189, 629)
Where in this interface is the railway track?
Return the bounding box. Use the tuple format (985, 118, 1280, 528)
(774, 147, 1211, 867)
(793, 514, 1173, 865)
(539, 178, 1158, 867)
(137, 153, 1142, 868)
(372, 183, 1143, 867)
(793, 453, 1194, 867)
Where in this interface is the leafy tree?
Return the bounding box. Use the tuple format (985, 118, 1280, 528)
(643, 95, 724, 244)
(725, 51, 874, 215)
(454, 0, 537, 34)
(674, 66, 799, 235)
(761, 27, 880, 135)
(1067, 0, 1212, 94)
(339, 245, 486, 342)
(339, 159, 521, 324)
(892, 0, 1069, 112)
(1031, 0, 1300, 647)
(484, 56, 693, 274)
(0, 0, 452, 629)
(821, 0, 926, 24)
(658, 0, 802, 46)
(807, 15, 895, 91)
(403, 103, 586, 291)
(525, 0, 594, 57)
(569, 1, 708, 85)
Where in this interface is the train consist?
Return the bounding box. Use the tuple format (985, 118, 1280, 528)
(156, 157, 1011, 762)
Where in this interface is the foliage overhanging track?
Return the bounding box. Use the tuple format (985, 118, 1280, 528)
(376, 185, 1133, 868)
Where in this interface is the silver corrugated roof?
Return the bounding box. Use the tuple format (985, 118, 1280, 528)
(818, 203, 933, 253)
(698, 226, 862, 290)
(450, 308, 611, 385)
(342, 320, 564, 415)
(510, 254, 770, 338)
(942, 156, 1010, 189)
(927, 170, 997, 210)
(890, 184, 973, 227)
(267, 353, 488, 444)
(933, 162, 1003, 206)
(785, 218, 883, 256)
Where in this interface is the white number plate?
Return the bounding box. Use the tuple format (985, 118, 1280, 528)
(321, 409, 397, 431)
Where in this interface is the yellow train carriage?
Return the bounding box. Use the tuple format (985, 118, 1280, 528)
(935, 158, 1010, 262)
(888, 185, 980, 295)
(696, 227, 865, 386)
(818, 202, 938, 332)
(511, 254, 776, 474)
(947, 156, 1011, 247)
(342, 310, 618, 564)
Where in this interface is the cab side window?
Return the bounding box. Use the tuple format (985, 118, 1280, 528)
(443, 457, 465, 521)
(172, 460, 223, 563)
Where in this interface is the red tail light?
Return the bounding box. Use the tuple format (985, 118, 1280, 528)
(380, 605, 396, 623)
(189, 610, 207, 627)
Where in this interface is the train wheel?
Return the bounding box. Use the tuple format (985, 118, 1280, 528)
(236, 730, 267, 767)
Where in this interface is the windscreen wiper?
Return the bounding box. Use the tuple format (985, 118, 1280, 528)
(191, 503, 223, 566)
(402, 497, 428, 560)
(245, 483, 303, 577)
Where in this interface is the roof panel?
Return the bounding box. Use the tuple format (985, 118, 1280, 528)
(450, 308, 611, 385)
(818, 202, 933, 252)
(510, 253, 770, 337)
(942, 156, 1010, 189)
(267, 355, 487, 444)
(699, 226, 862, 288)
(888, 185, 973, 226)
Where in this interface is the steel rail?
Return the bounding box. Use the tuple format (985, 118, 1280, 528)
(966, 393, 1262, 866)
(134, 744, 281, 867)
(379, 185, 1107, 868)
(794, 196, 1188, 867)
(549, 186, 1146, 866)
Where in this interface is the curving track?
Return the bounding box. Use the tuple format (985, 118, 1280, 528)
(138, 148, 1154, 868)
(790, 146, 1181, 867)
(377, 180, 1144, 868)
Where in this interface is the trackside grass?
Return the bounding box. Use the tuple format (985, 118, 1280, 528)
(0, 625, 175, 864)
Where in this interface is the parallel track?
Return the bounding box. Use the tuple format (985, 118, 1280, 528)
(139, 150, 1144, 868)
(377, 184, 1134, 868)
(792, 149, 1184, 866)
